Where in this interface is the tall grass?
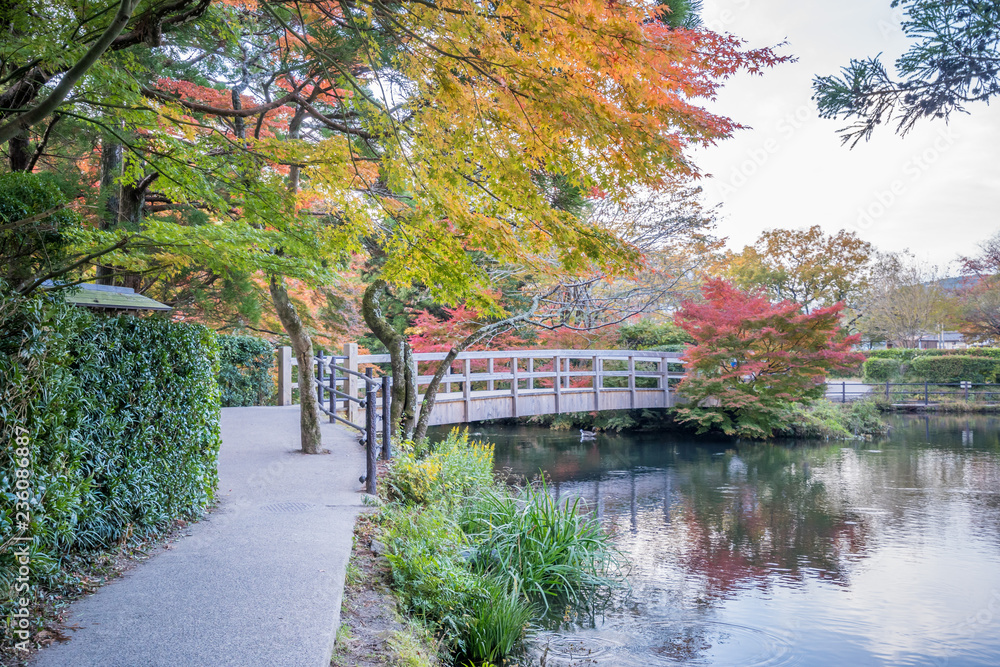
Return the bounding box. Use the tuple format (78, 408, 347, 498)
(381, 429, 625, 665)
(458, 580, 534, 665)
(459, 483, 624, 610)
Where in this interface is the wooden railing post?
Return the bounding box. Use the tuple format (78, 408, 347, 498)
(661, 355, 671, 407)
(328, 358, 337, 423)
(463, 358, 472, 422)
(277, 346, 293, 406)
(554, 354, 562, 413)
(365, 368, 377, 495)
(344, 343, 359, 424)
(593, 355, 602, 411)
(528, 357, 534, 390)
(628, 355, 636, 409)
(511, 356, 519, 418)
(488, 357, 495, 391)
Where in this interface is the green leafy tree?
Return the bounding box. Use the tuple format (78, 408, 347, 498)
(957, 230, 1000, 342)
(814, 0, 1000, 145)
(673, 279, 863, 439)
(719, 226, 874, 321)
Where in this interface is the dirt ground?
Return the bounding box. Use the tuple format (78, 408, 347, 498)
(331, 512, 442, 667)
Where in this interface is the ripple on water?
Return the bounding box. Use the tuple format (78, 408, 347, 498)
(534, 633, 623, 663)
(533, 622, 794, 667)
(642, 621, 795, 667)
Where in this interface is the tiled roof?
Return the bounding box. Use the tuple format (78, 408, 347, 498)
(59, 283, 172, 311)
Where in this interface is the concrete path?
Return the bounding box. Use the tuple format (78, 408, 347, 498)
(32, 407, 367, 667)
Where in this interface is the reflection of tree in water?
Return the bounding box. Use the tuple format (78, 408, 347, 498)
(493, 417, 1000, 667)
(675, 445, 871, 598)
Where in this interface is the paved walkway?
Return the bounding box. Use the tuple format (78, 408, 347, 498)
(32, 407, 366, 667)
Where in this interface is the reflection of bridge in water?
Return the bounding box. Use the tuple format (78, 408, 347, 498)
(550, 465, 686, 531)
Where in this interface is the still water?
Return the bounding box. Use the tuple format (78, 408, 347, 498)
(478, 416, 1000, 667)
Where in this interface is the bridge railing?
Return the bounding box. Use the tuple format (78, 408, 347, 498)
(278, 346, 686, 421)
(356, 348, 686, 425)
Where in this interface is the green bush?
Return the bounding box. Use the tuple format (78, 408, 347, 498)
(862, 357, 903, 382)
(459, 483, 623, 610)
(382, 431, 623, 664)
(775, 400, 888, 439)
(616, 319, 692, 350)
(388, 429, 495, 507)
(908, 355, 1000, 383)
(867, 347, 1000, 362)
(217, 334, 274, 406)
(1, 287, 221, 625)
(458, 581, 534, 666)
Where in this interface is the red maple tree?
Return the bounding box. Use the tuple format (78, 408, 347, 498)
(673, 279, 863, 438)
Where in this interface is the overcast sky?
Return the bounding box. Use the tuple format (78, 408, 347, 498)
(692, 0, 1000, 273)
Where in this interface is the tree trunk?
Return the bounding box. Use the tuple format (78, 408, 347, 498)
(361, 280, 418, 441)
(97, 135, 123, 284)
(8, 132, 29, 171)
(412, 346, 463, 443)
(411, 319, 525, 442)
(402, 343, 417, 440)
(269, 275, 324, 454)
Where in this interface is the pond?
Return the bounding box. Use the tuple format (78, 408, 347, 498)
(473, 415, 1000, 667)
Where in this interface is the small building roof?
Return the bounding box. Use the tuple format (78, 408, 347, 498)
(56, 283, 172, 312)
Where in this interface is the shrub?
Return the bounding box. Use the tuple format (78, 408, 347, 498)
(217, 334, 275, 406)
(458, 483, 623, 609)
(382, 506, 479, 626)
(388, 429, 494, 507)
(775, 400, 888, 439)
(908, 355, 1000, 383)
(615, 319, 692, 350)
(382, 432, 624, 664)
(1, 287, 221, 625)
(862, 357, 902, 382)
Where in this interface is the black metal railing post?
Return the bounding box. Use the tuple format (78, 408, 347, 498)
(328, 358, 336, 423)
(925, 381, 929, 406)
(316, 350, 325, 407)
(842, 381, 846, 403)
(381, 374, 391, 460)
(886, 380, 890, 401)
(365, 368, 377, 495)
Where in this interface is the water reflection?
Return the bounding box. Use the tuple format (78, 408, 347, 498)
(468, 416, 1000, 666)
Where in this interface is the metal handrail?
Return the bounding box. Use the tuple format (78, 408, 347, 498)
(312, 351, 391, 495)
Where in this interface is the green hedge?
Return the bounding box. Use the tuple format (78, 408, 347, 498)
(866, 347, 1000, 362)
(861, 348, 1000, 382)
(1, 288, 221, 623)
(217, 334, 274, 407)
(862, 357, 903, 382)
(908, 356, 1000, 383)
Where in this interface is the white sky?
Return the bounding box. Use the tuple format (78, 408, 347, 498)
(692, 0, 1000, 272)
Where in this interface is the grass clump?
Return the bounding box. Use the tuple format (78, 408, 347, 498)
(458, 484, 622, 610)
(379, 429, 624, 666)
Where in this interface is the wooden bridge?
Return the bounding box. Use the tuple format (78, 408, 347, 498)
(277, 346, 686, 427)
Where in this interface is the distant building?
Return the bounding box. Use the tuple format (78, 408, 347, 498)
(913, 331, 969, 350)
